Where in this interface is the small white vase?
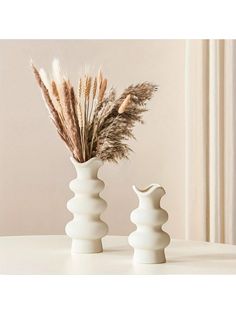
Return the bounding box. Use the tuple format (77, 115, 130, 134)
(65, 157, 108, 254)
(128, 184, 170, 264)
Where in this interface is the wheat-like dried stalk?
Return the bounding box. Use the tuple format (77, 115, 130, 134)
(51, 81, 60, 103)
(98, 78, 107, 102)
(118, 94, 131, 114)
(32, 59, 158, 163)
(78, 78, 82, 98)
(92, 77, 97, 100)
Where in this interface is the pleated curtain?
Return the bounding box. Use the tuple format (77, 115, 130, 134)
(185, 39, 236, 244)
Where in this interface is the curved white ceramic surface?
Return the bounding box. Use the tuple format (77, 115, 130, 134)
(128, 184, 170, 263)
(65, 157, 108, 253)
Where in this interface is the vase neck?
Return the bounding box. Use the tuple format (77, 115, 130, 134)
(133, 184, 165, 209)
(70, 157, 103, 179)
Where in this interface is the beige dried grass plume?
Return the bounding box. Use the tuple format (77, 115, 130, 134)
(32, 59, 158, 163)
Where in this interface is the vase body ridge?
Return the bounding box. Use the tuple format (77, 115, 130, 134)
(128, 184, 170, 263)
(65, 157, 108, 253)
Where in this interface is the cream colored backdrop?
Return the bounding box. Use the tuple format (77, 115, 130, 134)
(0, 40, 186, 237)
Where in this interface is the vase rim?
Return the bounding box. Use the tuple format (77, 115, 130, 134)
(132, 183, 165, 196)
(70, 156, 103, 167)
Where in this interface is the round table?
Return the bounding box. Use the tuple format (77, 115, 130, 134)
(0, 235, 236, 274)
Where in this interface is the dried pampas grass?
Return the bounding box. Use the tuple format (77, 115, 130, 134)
(32, 59, 158, 163)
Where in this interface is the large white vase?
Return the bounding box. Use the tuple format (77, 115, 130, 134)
(65, 157, 108, 254)
(128, 184, 170, 264)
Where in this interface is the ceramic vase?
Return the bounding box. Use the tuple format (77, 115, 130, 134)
(128, 184, 170, 264)
(65, 157, 108, 254)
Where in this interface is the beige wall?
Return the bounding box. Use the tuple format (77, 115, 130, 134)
(0, 40, 185, 237)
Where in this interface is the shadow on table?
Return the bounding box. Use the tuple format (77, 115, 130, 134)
(104, 247, 130, 254)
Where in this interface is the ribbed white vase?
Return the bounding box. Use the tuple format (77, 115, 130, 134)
(65, 157, 108, 254)
(128, 184, 170, 264)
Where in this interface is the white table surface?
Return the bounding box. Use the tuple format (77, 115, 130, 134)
(1, 235, 236, 274)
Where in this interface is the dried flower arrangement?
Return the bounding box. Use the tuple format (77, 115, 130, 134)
(32, 59, 157, 163)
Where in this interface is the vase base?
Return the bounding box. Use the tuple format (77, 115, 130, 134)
(71, 239, 103, 254)
(133, 249, 166, 264)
